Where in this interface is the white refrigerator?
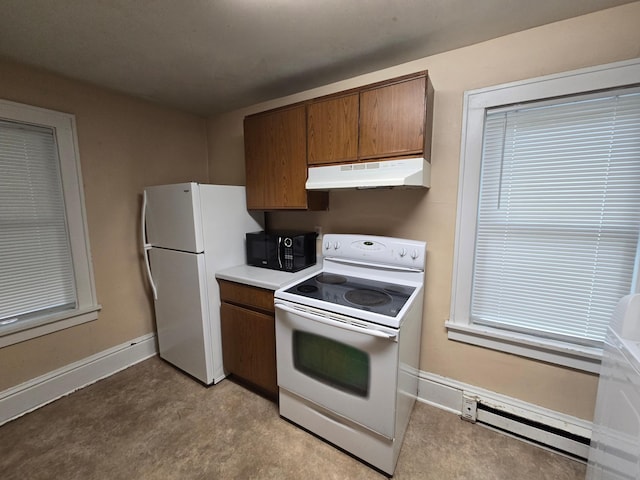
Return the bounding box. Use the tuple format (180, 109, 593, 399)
(587, 294, 640, 479)
(141, 182, 263, 385)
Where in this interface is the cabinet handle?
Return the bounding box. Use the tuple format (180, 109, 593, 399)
(275, 302, 397, 340)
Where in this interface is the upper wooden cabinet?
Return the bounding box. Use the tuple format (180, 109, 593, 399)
(244, 104, 328, 210)
(307, 93, 359, 165)
(359, 75, 428, 160)
(306, 72, 433, 166)
(243, 71, 432, 209)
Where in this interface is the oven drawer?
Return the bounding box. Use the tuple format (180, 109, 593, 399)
(275, 301, 399, 439)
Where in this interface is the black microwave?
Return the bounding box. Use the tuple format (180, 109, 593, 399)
(246, 230, 317, 272)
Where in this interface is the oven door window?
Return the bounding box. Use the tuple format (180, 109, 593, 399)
(293, 331, 369, 398)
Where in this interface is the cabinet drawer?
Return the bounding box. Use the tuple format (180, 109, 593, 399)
(218, 279, 274, 313)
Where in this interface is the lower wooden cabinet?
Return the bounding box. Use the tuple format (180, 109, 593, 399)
(219, 280, 278, 399)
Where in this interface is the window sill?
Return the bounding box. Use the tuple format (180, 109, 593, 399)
(0, 305, 102, 348)
(445, 321, 602, 374)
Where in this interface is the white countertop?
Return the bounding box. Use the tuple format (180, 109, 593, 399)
(215, 263, 322, 291)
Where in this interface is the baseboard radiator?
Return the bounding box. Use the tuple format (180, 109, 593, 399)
(473, 401, 591, 460)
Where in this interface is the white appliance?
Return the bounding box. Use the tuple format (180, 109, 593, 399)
(141, 182, 263, 385)
(305, 157, 431, 190)
(587, 294, 640, 479)
(274, 234, 425, 475)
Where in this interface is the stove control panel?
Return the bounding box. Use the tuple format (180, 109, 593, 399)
(323, 234, 426, 270)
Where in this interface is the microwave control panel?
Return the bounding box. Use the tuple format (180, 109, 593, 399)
(283, 237, 294, 270)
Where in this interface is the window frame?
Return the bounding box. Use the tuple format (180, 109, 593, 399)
(0, 99, 100, 348)
(447, 58, 640, 373)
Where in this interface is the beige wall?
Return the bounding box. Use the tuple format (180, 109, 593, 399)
(2, 1, 637, 419)
(0, 60, 209, 390)
(207, 2, 640, 420)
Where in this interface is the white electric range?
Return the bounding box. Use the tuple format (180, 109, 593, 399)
(274, 233, 426, 476)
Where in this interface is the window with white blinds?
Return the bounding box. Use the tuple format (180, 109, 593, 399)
(0, 121, 77, 326)
(472, 88, 640, 346)
(0, 99, 99, 347)
(448, 58, 640, 371)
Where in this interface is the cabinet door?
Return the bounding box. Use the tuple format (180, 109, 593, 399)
(307, 93, 359, 165)
(359, 75, 426, 159)
(244, 105, 309, 210)
(220, 302, 278, 398)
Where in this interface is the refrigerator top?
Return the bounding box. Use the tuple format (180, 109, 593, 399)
(610, 294, 640, 341)
(145, 182, 204, 253)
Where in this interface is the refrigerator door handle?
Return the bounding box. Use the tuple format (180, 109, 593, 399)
(142, 190, 158, 300)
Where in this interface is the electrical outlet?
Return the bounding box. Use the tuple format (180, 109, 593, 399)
(461, 395, 477, 423)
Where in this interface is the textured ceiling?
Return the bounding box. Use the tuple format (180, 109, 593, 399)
(0, 0, 634, 115)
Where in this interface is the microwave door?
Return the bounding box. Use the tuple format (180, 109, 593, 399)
(268, 236, 283, 270)
(248, 236, 275, 269)
(276, 235, 283, 270)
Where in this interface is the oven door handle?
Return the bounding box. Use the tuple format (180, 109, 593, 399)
(275, 303, 397, 340)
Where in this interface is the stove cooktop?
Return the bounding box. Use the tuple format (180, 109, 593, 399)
(284, 272, 415, 318)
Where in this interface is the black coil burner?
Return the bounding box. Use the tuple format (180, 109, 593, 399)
(315, 273, 347, 285)
(344, 289, 392, 307)
(297, 284, 319, 294)
(284, 271, 415, 318)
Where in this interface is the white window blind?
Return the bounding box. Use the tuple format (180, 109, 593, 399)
(0, 120, 77, 326)
(471, 88, 640, 346)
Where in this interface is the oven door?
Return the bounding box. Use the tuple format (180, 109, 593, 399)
(275, 300, 399, 439)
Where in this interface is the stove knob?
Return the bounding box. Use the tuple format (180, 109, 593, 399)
(324, 241, 332, 251)
(399, 248, 407, 258)
(333, 241, 341, 250)
(410, 250, 419, 260)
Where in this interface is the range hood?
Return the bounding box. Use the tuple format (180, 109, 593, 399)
(305, 157, 430, 190)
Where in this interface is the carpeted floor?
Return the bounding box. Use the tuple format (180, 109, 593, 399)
(1, 356, 586, 479)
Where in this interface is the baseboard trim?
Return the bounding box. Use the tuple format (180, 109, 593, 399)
(0, 333, 157, 426)
(417, 370, 593, 458)
(0, 338, 593, 456)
